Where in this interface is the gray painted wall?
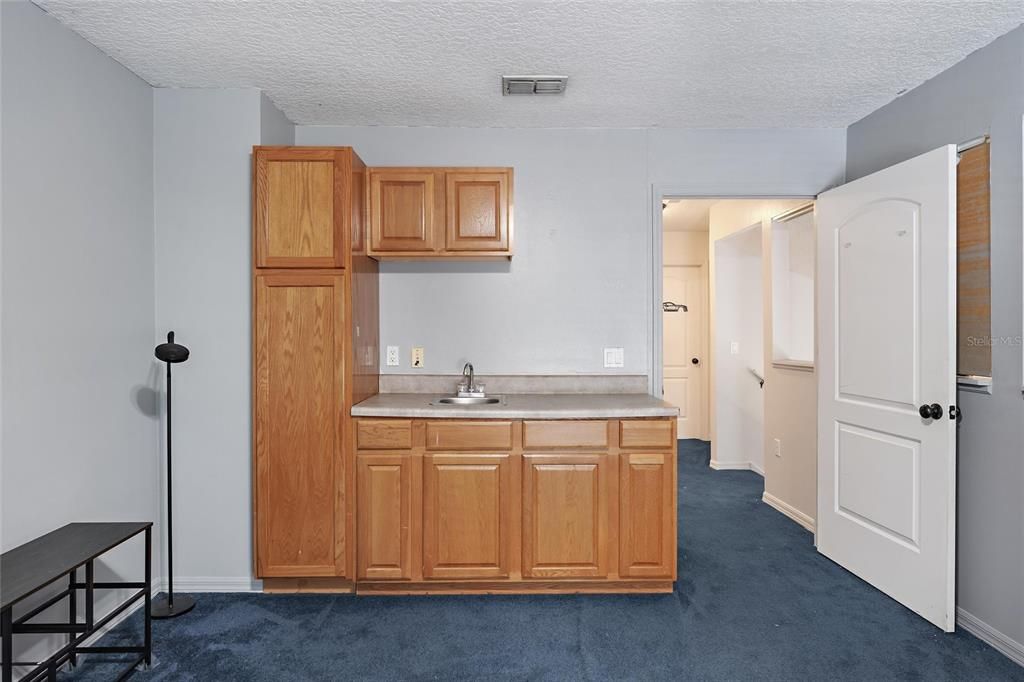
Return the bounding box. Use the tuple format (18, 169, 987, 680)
(153, 123, 842, 583)
(154, 88, 292, 584)
(0, 0, 158, 662)
(297, 126, 846, 377)
(847, 25, 1024, 651)
(260, 92, 294, 146)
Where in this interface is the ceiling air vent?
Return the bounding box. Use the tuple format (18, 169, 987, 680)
(502, 75, 568, 96)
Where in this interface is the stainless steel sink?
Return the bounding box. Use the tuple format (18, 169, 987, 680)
(433, 396, 501, 406)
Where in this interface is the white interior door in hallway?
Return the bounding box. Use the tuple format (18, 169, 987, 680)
(663, 263, 707, 439)
(817, 145, 957, 631)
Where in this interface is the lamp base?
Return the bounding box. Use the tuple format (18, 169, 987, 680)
(150, 594, 195, 619)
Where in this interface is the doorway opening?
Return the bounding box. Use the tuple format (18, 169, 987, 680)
(658, 198, 814, 487)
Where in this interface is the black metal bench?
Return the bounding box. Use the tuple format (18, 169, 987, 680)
(1, 522, 152, 682)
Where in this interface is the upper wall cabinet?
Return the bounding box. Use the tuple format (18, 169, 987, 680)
(255, 148, 347, 268)
(368, 167, 513, 259)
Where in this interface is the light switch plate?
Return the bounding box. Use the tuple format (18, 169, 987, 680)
(774, 438, 782, 458)
(411, 347, 425, 368)
(604, 347, 624, 368)
(730, 341, 740, 355)
(386, 346, 400, 367)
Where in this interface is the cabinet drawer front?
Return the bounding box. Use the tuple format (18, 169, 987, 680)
(356, 419, 413, 450)
(619, 420, 674, 449)
(523, 420, 608, 450)
(425, 421, 513, 451)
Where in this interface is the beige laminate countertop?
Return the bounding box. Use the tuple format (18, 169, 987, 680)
(351, 393, 679, 420)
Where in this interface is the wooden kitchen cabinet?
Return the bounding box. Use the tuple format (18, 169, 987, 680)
(254, 274, 346, 577)
(368, 169, 437, 253)
(422, 452, 515, 579)
(619, 451, 677, 579)
(254, 148, 347, 268)
(367, 167, 513, 259)
(445, 171, 511, 252)
(252, 146, 380, 589)
(356, 453, 415, 580)
(522, 453, 613, 578)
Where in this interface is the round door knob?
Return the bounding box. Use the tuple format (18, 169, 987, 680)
(691, 358, 699, 365)
(918, 403, 943, 420)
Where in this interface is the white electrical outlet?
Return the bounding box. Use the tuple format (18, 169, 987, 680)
(604, 347, 625, 368)
(386, 346, 400, 367)
(411, 347, 425, 368)
(774, 438, 782, 458)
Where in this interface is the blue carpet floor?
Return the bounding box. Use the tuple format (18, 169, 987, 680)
(66, 440, 1023, 680)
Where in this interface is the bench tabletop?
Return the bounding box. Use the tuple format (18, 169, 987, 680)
(2, 522, 151, 611)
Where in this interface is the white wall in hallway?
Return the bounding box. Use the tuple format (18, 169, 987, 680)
(0, 0, 158, 663)
(712, 222, 764, 472)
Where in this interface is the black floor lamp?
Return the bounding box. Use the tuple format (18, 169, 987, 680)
(152, 331, 195, 619)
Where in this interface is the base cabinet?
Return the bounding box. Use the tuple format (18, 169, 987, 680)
(354, 418, 676, 593)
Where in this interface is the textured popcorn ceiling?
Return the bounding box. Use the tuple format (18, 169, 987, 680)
(33, 0, 1024, 128)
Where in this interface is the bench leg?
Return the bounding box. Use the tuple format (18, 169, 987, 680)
(68, 569, 77, 667)
(85, 560, 94, 631)
(144, 526, 152, 667)
(2, 607, 12, 682)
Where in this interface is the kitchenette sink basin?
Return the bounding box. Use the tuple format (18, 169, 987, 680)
(432, 396, 501, 406)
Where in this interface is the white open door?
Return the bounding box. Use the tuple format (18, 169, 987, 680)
(816, 145, 957, 631)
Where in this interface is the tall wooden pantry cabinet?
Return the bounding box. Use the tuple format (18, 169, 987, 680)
(252, 147, 379, 588)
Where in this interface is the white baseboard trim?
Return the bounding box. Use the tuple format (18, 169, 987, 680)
(957, 607, 1024, 668)
(709, 459, 765, 477)
(169, 577, 263, 593)
(762, 492, 816, 532)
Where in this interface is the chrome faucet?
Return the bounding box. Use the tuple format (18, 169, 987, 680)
(458, 362, 485, 397)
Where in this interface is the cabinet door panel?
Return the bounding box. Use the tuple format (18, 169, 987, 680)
(357, 453, 412, 580)
(445, 171, 510, 252)
(523, 454, 611, 578)
(254, 275, 345, 576)
(255, 149, 343, 268)
(423, 453, 512, 579)
(619, 452, 676, 578)
(369, 170, 436, 252)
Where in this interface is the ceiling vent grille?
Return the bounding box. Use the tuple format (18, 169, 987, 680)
(502, 76, 568, 96)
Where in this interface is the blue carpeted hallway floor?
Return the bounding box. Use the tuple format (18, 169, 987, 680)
(67, 440, 1023, 680)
